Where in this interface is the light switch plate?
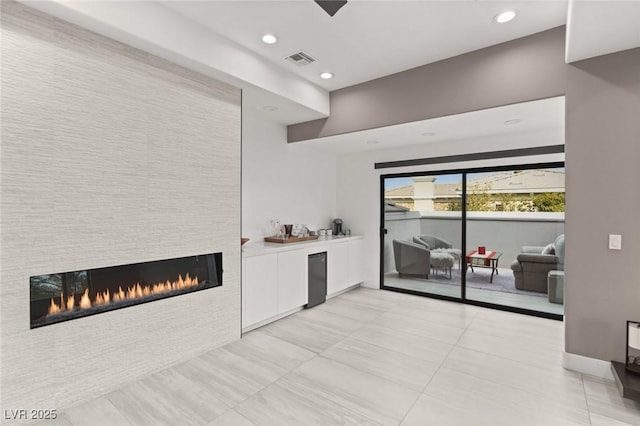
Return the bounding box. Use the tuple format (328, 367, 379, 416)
(609, 234, 622, 250)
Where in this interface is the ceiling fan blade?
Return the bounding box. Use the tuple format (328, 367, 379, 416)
(314, 0, 348, 17)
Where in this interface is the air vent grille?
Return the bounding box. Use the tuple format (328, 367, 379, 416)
(285, 51, 316, 66)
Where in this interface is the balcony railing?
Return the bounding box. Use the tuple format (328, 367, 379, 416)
(384, 211, 564, 274)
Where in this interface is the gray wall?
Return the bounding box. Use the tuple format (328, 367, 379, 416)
(1, 2, 241, 410)
(289, 26, 566, 142)
(565, 48, 640, 363)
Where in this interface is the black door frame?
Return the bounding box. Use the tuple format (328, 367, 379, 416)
(379, 161, 565, 321)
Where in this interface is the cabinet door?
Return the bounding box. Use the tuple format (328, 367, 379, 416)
(277, 250, 308, 314)
(348, 239, 365, 286)
(244, 254, 278, 327)
(327, 242, 349, 295)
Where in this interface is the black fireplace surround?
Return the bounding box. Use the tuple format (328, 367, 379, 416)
(30, 253, 222, 329)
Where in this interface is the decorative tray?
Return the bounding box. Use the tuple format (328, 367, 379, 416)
(264, 235, 319, 244)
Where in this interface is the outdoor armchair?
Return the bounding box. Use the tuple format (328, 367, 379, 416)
(393, 239, 430, 279)
(510, 234, 564, 293)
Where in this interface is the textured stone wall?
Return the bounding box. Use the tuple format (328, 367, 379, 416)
(1, 1, 241, 410)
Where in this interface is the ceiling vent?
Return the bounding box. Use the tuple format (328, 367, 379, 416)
(285, 51, 316, 66)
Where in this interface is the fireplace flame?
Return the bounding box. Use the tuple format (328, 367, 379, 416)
(46, 274, 199, 316)
(114, 286, 126, 302)
(66, 295, 75, 311)
(48, 298, 62, 315)
(79, 290, 91, 309)
(95, 290, 110, 306)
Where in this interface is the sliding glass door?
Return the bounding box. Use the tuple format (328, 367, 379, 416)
(382, 173, 463, 299)
(381, 163, 565, 318)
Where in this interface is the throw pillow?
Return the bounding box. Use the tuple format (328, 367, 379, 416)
(541, 243, 555, 255)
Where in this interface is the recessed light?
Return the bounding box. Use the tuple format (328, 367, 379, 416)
(320, 72, 334, 80)
(504, 119, 523, 125)
(262, 34, 277, 44)
(262, 105, 279, 112)
(365, 140, 379, 145)
(421, 132, 436, 137)
(494, 10, 517, 24)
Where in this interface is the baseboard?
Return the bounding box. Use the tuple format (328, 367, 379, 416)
(241, 306, 304, 334)
(563, 351, 615, 381)
(327, 283, 361, 299)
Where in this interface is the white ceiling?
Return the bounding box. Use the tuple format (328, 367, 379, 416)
(162, 0, 570, 91)
(566, 0, 640, 63)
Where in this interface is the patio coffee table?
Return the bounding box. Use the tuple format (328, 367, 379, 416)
(466, 250, 502, 283)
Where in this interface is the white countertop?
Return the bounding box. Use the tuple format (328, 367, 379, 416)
(242, 235, 364, 258)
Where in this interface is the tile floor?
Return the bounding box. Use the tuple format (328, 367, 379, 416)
(36, 287, 640, 425)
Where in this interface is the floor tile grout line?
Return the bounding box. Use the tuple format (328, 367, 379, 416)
(304, 293, 447, 423)
(400, 308, 591, 425)
(416, 310, 591, 416)
(368, 315, 473, 347)
(419, 308, 480, 394)
(313, 298, 396, 360)
(314, 307, 436, 393)
(257, 343, 400, 426)
(418, 362, 591, 419)
(395, 304, 481, 425)
(218, 328, 337, 415)
(320, 298, 461, 371)
(452, 339, 570, 376)
(580, 374, 594, 426)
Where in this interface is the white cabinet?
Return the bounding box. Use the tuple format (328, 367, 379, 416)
(348, 238, 365, 286)
(243, 253, 278, 327)
(327, 242, 349, 296)
(327, 239, 365, 296)
(242, 236, 365, 330)
(277, 249, 308, 314)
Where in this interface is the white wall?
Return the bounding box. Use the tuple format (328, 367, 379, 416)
(1, 3, 241, 410)
(242, 111, 337, 243)
(336, 128, 565, 288)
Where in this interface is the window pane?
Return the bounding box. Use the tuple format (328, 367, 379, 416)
(383, 174, 463, 299)
(465, 167, 564, 315)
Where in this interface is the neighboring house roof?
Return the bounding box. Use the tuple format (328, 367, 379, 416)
(467, 169, 565, 194)
(385, 185, 413, 198)
(434, 183, 460, 197)
(385, 169, 565, 198)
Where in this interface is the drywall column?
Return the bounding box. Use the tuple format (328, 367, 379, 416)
(564, 47, 640, 364)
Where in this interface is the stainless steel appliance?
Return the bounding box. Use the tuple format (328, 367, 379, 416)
(305, 252, 327, 308)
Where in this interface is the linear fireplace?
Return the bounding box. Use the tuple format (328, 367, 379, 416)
(30, 253, 222, 329)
